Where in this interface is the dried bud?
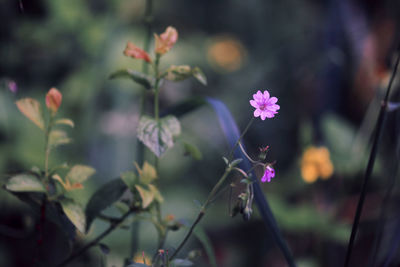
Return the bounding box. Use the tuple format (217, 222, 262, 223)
(154, 26, 178, 55)
(123, 41, 152, 63)
(46, 88, 62, 114)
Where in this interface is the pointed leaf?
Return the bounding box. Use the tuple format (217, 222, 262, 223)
(148, 184, 163, 203)
(16, 98, 45, 130)
(192, 67, 207, 85)
(66, 165, 95, 183)
(165, 65, 193, 81)
(55, 118, 74, 127)
(183, 142, 202, 160)
(49, 130, 72, 148)
(135, 185, 154, 209)
(135, 161, 157, 184)
(109, 69, 154, 89)
(137, 115, 181, 157)
(5, 174, 46, 193)
(85, 178, 128, 232)
(121, 171, 138, 191)
(60, 198, 86, 233)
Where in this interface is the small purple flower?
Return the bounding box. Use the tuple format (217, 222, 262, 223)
(8, 80, 18, 94)
(250, 90, 280, 120)
(261, 166, 275, 183)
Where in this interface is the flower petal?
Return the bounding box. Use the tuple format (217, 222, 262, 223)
(268, 97, 278, 104)
(254, 109, 261, 117)
(263, 90, 270, 100)
(260, 112, 267, 120)
(250, 100, 259, 108)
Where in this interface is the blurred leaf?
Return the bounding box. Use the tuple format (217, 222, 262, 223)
(99, 243, 110, 255)
(60, 198, 86, 233)
(85, 178, 127, 232)
(135, 185, 154, 209)
(193, 226, 217, 267)
(230, 158, 243, 167)
(148, 184, 163, 203)
(165, 65, 193, 81)
(137, 115, 181, 157)
(121, 171, 138, 191)
(15, 98, 45, 130)
(49, 130, 72, 148)
(183, 142, 202, 160)
(135, 161, 157, 184)
(66, 165, 95, 183)
(5, 174, 46, 193)
(114, 201, 130, 214)
(192, 67, 207, 85)
(55, 118, 75, 127)
(109, 69, 154, 89)
(172, 259, 194, 266)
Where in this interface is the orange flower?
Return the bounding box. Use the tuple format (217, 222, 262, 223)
(124, 41, 152, 63)
(154, 26, 178, 55)
(300, 146, 334, 183)
(46, 88, 62, 114)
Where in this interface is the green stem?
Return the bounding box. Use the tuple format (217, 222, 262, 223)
(44, 114, 55, 181)
(131, 0, 154, 259)
(170, 167, 232, 260)
(228, 117, 255, 160)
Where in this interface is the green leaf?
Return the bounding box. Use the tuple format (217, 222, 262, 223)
(135, 161, 157, 184)
(49, 130, 72, 148)
(55, 118, 74, 127)
(135, 185, 154, 209)
(109, 69, 154, 89)
(192, 67, 207, 85)
(165, 65, 193, 81)
(15, 98, 45, 130)
(5, 174, 46, 193)
(66, 165, 95, 183)
(230, 158, 243, 167)
(85, 178, 128, 232)
(121, 171, 138, 191)
(60, 198, 86, 233)
(137, 115, 181, 157)
(183, 142, 202, 160)
(193, 227, 217, 267)
(148, 184, 163, 203)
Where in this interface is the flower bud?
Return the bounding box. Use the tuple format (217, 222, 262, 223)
(123, 41, 152, 63)
(154, 26, 178, 55)
(46, 88, 62, 114)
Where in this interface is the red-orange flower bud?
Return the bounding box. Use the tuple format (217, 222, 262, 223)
(46, 88, 62, 114)
(154, 26, 178, 55)
(123, 41, 152, 63)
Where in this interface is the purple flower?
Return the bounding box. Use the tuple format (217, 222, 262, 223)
(8, 80, 18, 94)
(250, 90, 280, 120)
(261, 166, 275, 183)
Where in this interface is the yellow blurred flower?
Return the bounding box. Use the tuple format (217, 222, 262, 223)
(207, 36, 247, 72)
(133, 252, 151, 265)
(300, 146, 334, 183)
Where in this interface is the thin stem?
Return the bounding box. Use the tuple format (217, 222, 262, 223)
(228, 117, 255, 160)
(131, 0, 154, 259)
(44, 114, 54, 180)
(57, 210, 134, 267)
(344, 48, 400, 267)
(170, 167, 232, 260)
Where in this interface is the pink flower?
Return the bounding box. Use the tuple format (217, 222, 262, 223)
(250, 90, 280, 120)
(154, 26, 178, 55)
(261, 166, 275, 183)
